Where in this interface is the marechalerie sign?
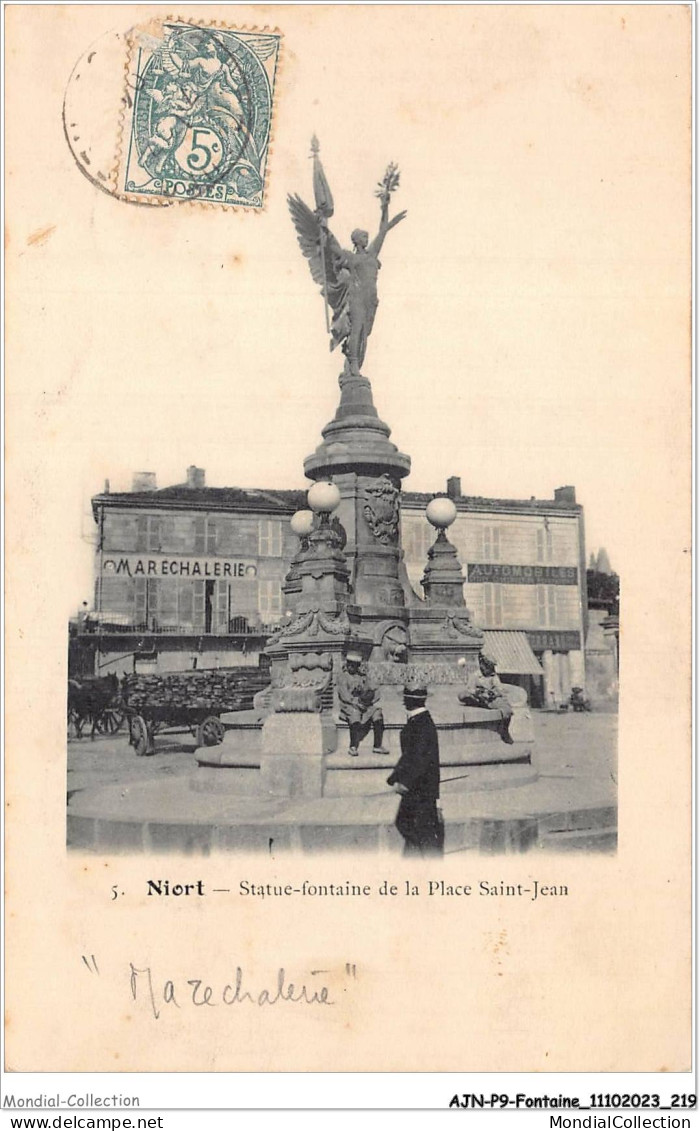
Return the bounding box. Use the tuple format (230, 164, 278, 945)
(467, 563, 578, 585)
(101, 555, 258, 579)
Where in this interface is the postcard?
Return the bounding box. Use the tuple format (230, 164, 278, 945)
(4, 1, 692, 1093)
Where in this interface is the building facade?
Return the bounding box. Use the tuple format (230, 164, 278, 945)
(402, 480, 587, 707)
(79, 467, 588, 705)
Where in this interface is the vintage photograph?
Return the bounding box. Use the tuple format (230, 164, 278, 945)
(64, 13, 620, 858)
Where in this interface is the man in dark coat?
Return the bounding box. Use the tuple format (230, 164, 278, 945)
(387, 685, 443, 856)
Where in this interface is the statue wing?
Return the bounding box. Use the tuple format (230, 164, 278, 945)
(287, 194, 348, 317)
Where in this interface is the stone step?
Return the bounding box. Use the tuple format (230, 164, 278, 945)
(536, 826, 617, 853)
(537, 806, 617, 834)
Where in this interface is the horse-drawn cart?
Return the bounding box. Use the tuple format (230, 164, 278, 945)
(68, 674, 124, 739)
(122, 669, 267, 756)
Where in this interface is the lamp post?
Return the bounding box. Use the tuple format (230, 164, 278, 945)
(426, 495, 458, 540)
(421, 495, 465, 608)
(307, 481, 341, 523)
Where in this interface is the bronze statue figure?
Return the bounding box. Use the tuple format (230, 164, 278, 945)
(288, 138, 406, 377)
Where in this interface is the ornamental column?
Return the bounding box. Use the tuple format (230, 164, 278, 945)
(304, 372, 411, 658)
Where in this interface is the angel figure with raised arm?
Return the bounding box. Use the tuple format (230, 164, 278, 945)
(288, 140, 407, 377)
(152, 29, 259, 168)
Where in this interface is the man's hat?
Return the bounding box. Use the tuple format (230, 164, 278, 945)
(345, 649, 364, 664)
(403, 684, 428, 702)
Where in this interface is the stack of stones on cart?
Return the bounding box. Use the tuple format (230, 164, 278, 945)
(122, 671, 261, 713)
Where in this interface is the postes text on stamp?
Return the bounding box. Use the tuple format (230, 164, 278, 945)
(120, 21, 281, 208)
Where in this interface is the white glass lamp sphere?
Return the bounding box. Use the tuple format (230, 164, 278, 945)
(307, 481, 341, 515)
(290, 509, 315, 537)
(426, 496, 457, 530)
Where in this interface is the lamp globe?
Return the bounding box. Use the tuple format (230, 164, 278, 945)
(426, 496, 457, 530)
(308, 481, 341, 515)
(290, 509, 315, 537)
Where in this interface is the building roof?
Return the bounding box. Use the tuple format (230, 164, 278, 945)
(93, 484, 582, 520)
(92, 485, 309, 518)
(402, 491, 581, 515)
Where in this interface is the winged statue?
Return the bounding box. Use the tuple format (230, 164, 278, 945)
(288, 138, 406, 378)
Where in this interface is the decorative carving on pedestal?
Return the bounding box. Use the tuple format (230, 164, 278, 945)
(329, 516, 347, 550)
(443, 610, 482, 640)
(367, 660, 472, 686)
(376, 622, 409, 663)
(362, 475, 400, 544)
(270, 608, 352, 642)
(269, 651, 333, 713)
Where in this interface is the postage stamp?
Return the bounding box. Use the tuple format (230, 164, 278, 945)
(119, 20, 282, 208)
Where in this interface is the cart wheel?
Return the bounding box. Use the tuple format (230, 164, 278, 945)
(131, 715, 151, 756)
(197, 716, 225, 747)
(97, 709, 125, 735)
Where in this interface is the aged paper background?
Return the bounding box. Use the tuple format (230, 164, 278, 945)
(5, 4, 691, 1073)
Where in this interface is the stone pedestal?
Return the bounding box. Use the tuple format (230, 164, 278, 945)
(260, 712, 326, 798)
(421, 529, 467, 607)
(304, 374, 411, 654)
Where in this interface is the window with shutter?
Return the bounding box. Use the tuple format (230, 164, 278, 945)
(158, 580, 179, 627)
(547, 586, 557, 624)
(259, 520, 282, 556)
(146, 579, 159, 627)
(134, 578, 147, 625)
(193, 517, 206, 554)
(258, 579, 283, 619)
(483, 583, 503, 626)
(147, 517, 161, 552)
(136, 515, 148, 552)
(99, 577, 134, 619)
(216, 519, 234, 555)
(178, 581, 194, 629)
(482, 526, 501, 561)
(536, 585, 557, 626)
(103, 514, 139, 551)
(192, 581, 206, 630)
(214, 581, 230, 632)
(536, 525, 553, 563)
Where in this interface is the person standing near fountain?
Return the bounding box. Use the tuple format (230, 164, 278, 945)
(337, 650, 389, 758)
(387, 686, 444, 856)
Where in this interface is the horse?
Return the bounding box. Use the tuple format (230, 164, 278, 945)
(67, 673, 121, 740)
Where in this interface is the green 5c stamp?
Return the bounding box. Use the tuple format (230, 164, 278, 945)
(120, 20, 282, 208)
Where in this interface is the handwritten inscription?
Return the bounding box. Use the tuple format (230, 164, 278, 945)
(129, 964, 334, 1019)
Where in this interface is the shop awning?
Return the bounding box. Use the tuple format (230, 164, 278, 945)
(482, 631, 543, 675)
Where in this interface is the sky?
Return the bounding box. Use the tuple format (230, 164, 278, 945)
(8, 4, 689, 614)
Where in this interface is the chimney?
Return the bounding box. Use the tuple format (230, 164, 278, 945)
(132, 472, 157, 493)
(187, 465, 206, 489)
(446, 476, 461, 500)
(103, 479, 110, 494)
(554, 485, 576, 503)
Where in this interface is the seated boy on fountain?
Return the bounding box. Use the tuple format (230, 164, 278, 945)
(458, 650, 514, 745)
(337, 649, 389, 758)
